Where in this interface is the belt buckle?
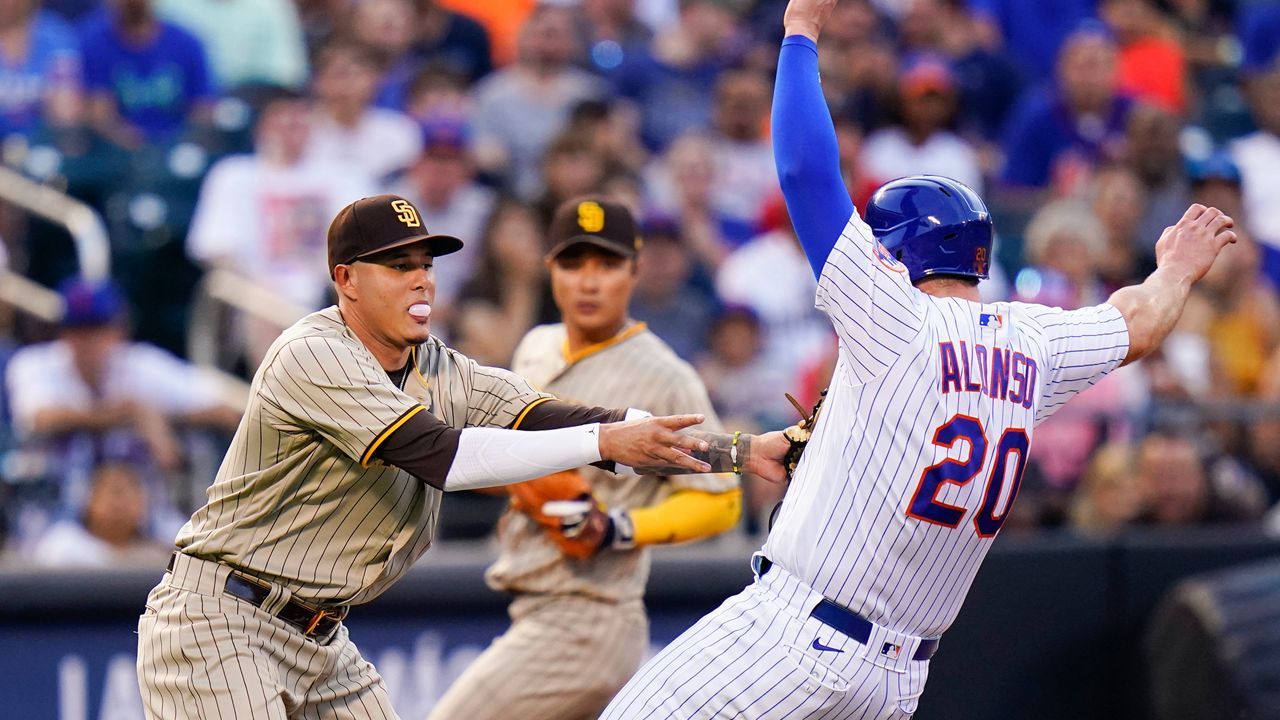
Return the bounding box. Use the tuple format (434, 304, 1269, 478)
(304, 609, 333, 637)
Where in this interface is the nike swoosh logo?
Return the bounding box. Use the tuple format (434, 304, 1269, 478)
(811, 638, 843, 653)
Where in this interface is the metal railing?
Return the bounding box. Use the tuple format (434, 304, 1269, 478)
(0, 164, 252, 409)
(186, 267, 311, 375)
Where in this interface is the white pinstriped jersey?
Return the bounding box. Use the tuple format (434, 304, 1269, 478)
(762, 212, 1129, 638)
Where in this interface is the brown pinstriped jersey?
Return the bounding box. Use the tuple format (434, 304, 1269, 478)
(177, 306, 548, 605)
(487, 322, 738, 602)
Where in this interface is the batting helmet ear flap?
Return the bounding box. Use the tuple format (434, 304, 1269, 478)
(865, 175, 993, 283)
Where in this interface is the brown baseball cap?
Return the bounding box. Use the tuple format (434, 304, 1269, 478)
(327, 194, 463, 277)
(546, 197, 641, 260)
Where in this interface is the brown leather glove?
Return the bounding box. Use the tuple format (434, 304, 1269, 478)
(783, 388, 827, 480)
(508, 470, 612, 558)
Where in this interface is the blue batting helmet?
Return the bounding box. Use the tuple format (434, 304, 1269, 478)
(864, 175, 993, 283)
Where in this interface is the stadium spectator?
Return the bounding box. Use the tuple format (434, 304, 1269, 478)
(78, 0, 215, 148)
(1125, 104, 1192, 253)
(1068, 442, 1145, 534)
(402, 62, 471, 121)
(352, 0, 420, 110)
(1090, 163, 1152, 288)
(532, 132, 609, 230)
(969, 0, 1098, 82)
(308, 41, 422, 182)
(562, 99, 649, 180)
(695, 305, 790, 536)
(186, 87, 375, 362)
(831, 101, 884, 211)
(1230, 60, 1280, 288)
(610, 0, 747, 151)
(628, 215, 718, 361)
(1000, 24, 1134, 195)
(4, 278, 239, 474)
(29, 461, 170, 567)
(387, 115, 495, 309)
(471, 5, 606, 199)
(580, 0, 654, 74)
(155, 0, 307, 90)
(715, 194, 828, 380)
(367, 0, 493, 111)
(436, 0, 532, 68)
(1179, 223, 1280, 399)
(0, 0, 81, 139)
(449, 199, 550, 367)
(695, 304, 792, 430)
(1014, 200, 1140, 517)
(644, 132, 737, 264)
(408, 0, 492, 83)
(1135, 432, 1266, 526)
(707, 69, 776, 232)
(898, 0, 1023, 143)
(1101, 0, 1188, 113)
(861, 54, 983, 192)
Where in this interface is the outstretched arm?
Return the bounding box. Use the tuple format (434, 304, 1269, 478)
(774, 0, 854, 279)
(1107, 204, 1237, 366)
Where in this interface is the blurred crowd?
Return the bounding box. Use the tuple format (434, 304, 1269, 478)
(3, 0, 1280, 568)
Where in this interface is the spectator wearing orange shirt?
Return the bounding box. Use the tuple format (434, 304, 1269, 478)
(1101, 0, 1187, 113)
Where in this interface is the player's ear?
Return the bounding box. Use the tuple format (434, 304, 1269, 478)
(333, 264, 358, 301)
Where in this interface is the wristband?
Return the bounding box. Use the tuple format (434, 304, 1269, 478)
(731, 431, 743, 474)
(609, 509, 636, 550)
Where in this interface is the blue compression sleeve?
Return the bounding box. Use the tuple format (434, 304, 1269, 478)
(773, 35, 856, 279)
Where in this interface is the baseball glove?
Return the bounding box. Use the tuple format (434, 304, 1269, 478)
(782, 388, 827, 481)
(508, 470, 611, 559)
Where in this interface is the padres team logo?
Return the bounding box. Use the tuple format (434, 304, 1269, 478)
(577, 201, 605, 233)
(392, 199, 421, 228)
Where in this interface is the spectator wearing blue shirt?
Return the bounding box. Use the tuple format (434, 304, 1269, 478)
(79, 0, 214, 148)
(968, 0, 1098, 82)
(0, 2, 82, 138)
(609, 0, 748, 152)
(1000, 24, 1134, 194)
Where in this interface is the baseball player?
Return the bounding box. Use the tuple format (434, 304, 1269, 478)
(602, 1, 1239, 718)
(135, 194, 790, 719)
(428, 198, 742, 720)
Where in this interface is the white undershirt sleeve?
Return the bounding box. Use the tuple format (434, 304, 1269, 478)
(442, 423, 604, 491)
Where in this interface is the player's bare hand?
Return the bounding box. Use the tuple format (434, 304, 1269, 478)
(784, 0, 838, 42)
(744, 431, 791, 484)
(599, 414, 712, 474)
(1154, 203, 1238, 286)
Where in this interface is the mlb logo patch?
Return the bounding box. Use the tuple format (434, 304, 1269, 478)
(979, 313, 1003, 329)
(880, 642, 901, 660)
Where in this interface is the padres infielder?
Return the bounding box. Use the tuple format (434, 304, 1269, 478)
(136, 194, 789, 719)
(603, 1, 1239, 718)
(428, 198, 742, 720)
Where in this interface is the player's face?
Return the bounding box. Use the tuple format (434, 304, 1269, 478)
(346, 243, 437, 348)
(549, 246, 636, 341)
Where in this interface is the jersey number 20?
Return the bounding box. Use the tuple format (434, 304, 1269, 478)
(905, 414, 1029, 537)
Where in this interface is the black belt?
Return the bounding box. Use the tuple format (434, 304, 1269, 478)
(754, 555, 940, 662)
(167, 553, 347, 644)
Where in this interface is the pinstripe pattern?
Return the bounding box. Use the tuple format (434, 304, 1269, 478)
(137, 554, 398, 719)
(606, 212, 1128, 717)
(140, 307, 550, 718)
(430, 322, 737, 719)
(603, 559, 926, 720)
(176, 307, 548, 605)
(489, 322, 736, 602)
(428, 596, 648, 720)
(765, 213, 1129, 638)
